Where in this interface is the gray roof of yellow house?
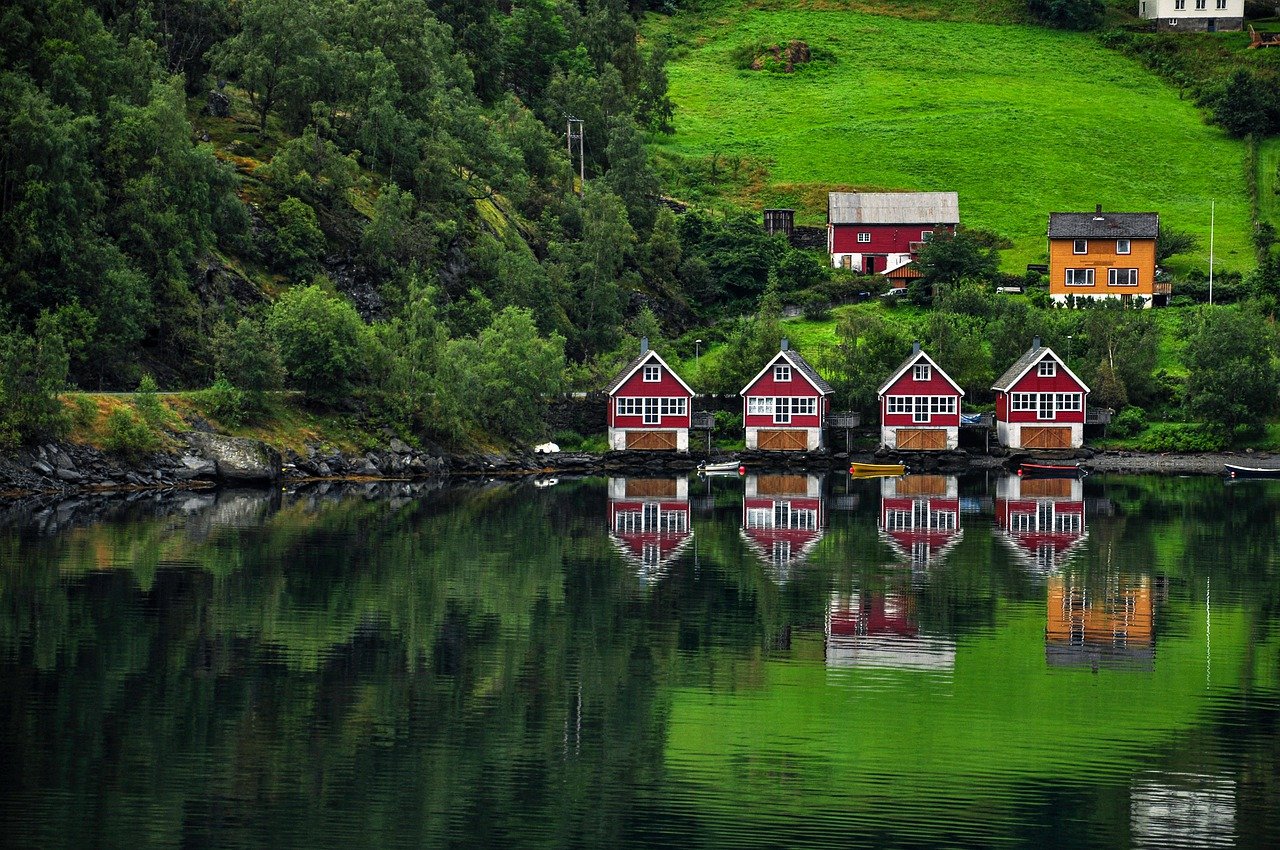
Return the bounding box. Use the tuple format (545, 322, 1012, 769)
(1048, 211, 1159, 240)
(828, 192, 960, 225)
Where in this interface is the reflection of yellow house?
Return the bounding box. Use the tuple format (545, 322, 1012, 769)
(1047, 575, 1154, 669)
(1048, 207, 1159, 307)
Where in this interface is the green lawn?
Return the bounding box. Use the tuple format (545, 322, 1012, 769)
(1260, 136, 1280, 233)
(651, 5, 1253, 273)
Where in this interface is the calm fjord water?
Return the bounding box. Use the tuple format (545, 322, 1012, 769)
(1, 473, 1278, 849)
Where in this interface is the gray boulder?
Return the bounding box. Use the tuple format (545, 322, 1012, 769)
(185, 433, 282, 484)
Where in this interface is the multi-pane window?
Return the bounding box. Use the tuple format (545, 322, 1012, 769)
(914, 397, 929, 423)
(791, 397, 817, 416)
(643, 397, 660, 424)
(660, 397, 686, 416)
(1055, 393, 1082, 411)
(774, 397, 791, 424)
(1108, 268, 1139, 286)
(1216, 0, 1226, 7)
(617, 397, 643, 416)
(643, 364, 660, 382)
(930, 397, 956, 415)
(1039, 394, 1055, 420)
(914, 363, 931, 382)
(747, 396, 774, 416)
(1195, 0, 1206, 9)
(1038, 361, 1057, 377)
(1174, 0, 1185, 8)
(1073, 239, 1087, 254)
(1116, 239, 1131, 255)
(1065, 268, 1095, 286)
(888, 396, 912, 414)
(1011, 393, 1036, 411)
(857, 232, 871, 243)
(774, 365, 791, 382)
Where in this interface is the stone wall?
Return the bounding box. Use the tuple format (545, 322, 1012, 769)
(1155, 16, 1242, 31)
(790, 225, 828, 251)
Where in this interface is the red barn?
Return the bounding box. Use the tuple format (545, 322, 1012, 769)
(740, 339, 833, 451)
(876, 344, 965, 450)
(828, 192, 959, 275)
(607, 477, 692, 582)
(992, 338, 1090, 449)
(605, 339, 695, 451)
(994, 475, 1086, 573)
(741, 473, 826, 581)
(878, 475, 963, 569)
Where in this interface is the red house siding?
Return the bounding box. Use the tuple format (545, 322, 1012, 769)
(609, 365, 692, 429)
(831, 224, 955, 255)
(879, 369, 962, 428)
(999, 367, 1087, 425)
(743, 365, 827, 429)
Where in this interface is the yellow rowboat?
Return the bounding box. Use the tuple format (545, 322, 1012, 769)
(849, 462, 906, 477)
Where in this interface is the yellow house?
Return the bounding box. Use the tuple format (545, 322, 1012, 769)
(1048, 206, 1160, 308)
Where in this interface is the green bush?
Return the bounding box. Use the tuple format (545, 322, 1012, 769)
(267, 283, 374, 405)
(134, 374, 164, 425)
(70, 395, 98, 431)
(1109, 406, 1148, 439)
(1134, 424, 1227, 453)
(102, 407, 160, 459)
(0, 330, 70, 450)
(201, 378, 248, 427)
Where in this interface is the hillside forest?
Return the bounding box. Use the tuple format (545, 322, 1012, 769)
(4, 0, 1280, 453)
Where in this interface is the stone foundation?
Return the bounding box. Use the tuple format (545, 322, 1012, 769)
(1155, 16, 1242, 32)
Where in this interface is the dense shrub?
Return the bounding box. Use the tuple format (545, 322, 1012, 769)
(1134, 424, 1227, 453)
(0, 330, 70, 450)
(1109, 406, 1149, 439)
(102, 407, 160, 459)
(1027, 0, 1104, 31)
(267, 284, 374, 405)
(201, 379, 249, 427)
(134, 375, 165, 426)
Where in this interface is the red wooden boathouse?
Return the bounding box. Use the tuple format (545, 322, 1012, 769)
(877, 343, 964, 451)
(605, 338, 695, 452)
(992, 338, 1090, 450)
(740, 339, 833, 451)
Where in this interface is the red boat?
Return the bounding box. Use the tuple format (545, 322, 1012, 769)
(1018, 462, 1086, 479)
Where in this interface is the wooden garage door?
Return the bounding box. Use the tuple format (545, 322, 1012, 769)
(625, 478, 677, 498)
(756, 474, 809, 497)
(896, 429, 946, 451)
(758, 430, 808, 451)
(1022, 427, 1071, 450)
(626, 430, 677, 450)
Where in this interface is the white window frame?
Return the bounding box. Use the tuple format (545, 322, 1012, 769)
(1116, 239, 1131, 255)
(1038, 361, 1057, 378)
(1038, 394, 1055, 421)
(747, 396, 774, 417)
(857, 232, 871, 244)
(1011, 393, 1036, 412)
(929, 396, 956, 415)
(887, 396, 911, 415)
(643, 397, 660, 425)
(774, 397, 791, 424)
(1055, 393, 1082, 412)
(1073, 239, 1087, 254)
(1065, 268, 1095, 287)
(921, 230, 934, 242)
(1175, 0, 1185, 9)
(660, 397, 686, 417)
(1216, 0, 1226, 7)
(643, 364, 660, 382)
(1195, 0, 1205, 9)
(774, 364, 791, 382)
(790, 397, 817, 417)
(914, 363, 931, 382)
(616, 397, 643, 417)
(1108, 268, 1138, 286)
(913, 397, 929, 424)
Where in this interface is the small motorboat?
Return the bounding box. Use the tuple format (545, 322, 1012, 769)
(1224, 463, 1280, 479)
(1018, 462, 1086, 478)
(849, 462, 906, 477)
(699, 460, 745, 475)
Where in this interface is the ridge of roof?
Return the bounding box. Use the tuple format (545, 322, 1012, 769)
(992, 346, 1091, 393)
(604, 349, 695, 396)
(876, 349, 965, 397)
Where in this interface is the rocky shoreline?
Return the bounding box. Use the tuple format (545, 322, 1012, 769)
(2, 434, 1275, 502)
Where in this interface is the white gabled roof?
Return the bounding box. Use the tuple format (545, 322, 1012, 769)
(828, 192, 960, 226)
(605, 349, 695, 397)
(739, 349, 834, 397)
(991, 346, 1091, 394)
(877, 349, 965, 398)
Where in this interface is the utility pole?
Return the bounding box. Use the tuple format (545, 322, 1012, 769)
(566, 117, 585, 195)
(1209, 199, 1215, 306)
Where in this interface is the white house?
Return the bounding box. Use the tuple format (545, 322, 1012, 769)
(1138, 0, 1243, 31)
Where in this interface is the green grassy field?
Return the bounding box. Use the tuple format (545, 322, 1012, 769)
(1260, 136, 1280, 234)
(651, 4, 1253, 272)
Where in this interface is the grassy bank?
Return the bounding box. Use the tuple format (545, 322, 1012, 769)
(651, 4, 1252, 273)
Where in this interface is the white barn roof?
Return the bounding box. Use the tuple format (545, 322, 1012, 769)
(828, 192, 960, 226)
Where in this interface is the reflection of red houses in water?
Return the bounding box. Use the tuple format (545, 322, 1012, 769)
(878, 475, 963, 568)
(740, 473, 826, 580)
(995, 475, 1086, 573)
(826, 590, 955, 670)
(607, 477, 692, 582)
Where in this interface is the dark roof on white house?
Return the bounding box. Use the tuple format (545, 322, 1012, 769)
(739, 347, 834, 396)
(992, 343, 1090, 393)
(605, 348, 694, 396)
(1048, 211, 1158, 240)
(828, 192, 959, 226)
